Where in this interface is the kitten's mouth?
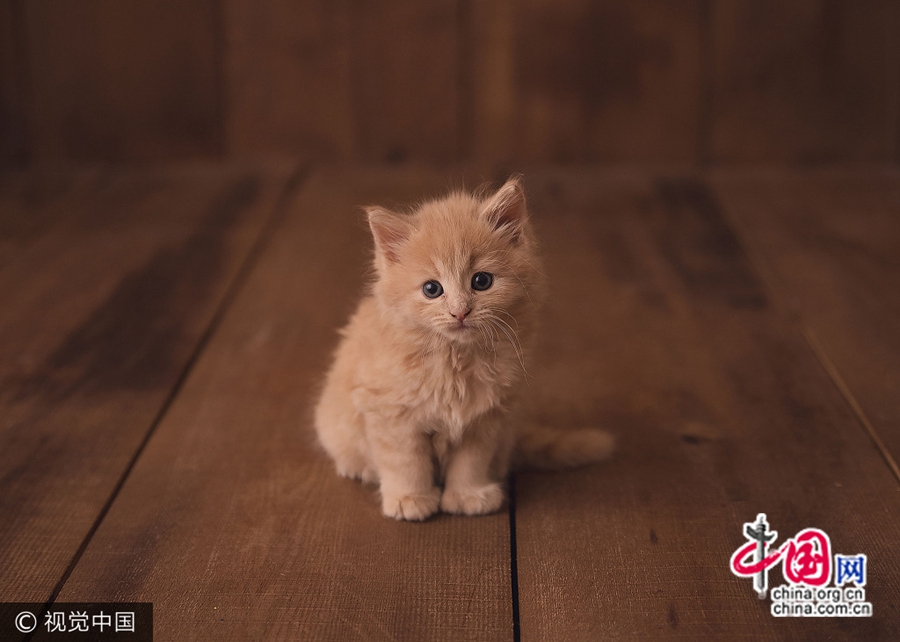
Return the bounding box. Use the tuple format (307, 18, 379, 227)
(443, 320, 477, 338)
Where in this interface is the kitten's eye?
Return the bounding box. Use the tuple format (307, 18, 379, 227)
(471, 272, 494, 291)
(422, 280, 443, 299)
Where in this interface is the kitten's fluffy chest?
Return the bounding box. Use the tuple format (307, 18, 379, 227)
(411, 341, 510, 435)
(351, 299, 521, 438)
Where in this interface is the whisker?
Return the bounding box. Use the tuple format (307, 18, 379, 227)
(490, 306, 521, 331)
(493, 258, 536, 306)
(482, 312, 529, 378)
(477, 322, 494, 354)
(476, 321, 500, 368)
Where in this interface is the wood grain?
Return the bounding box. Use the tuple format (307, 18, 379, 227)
(349, 1, 460, 163)
(891, 0, 900, 163)
(11, 0, 900, 164)
(24, 0, 220, 162)
(223, 0, 356, 160)
(0, 0, 28, 166)
(513, 170, 900, 639)
(0, 162, 293, 602)
(512, 0, 703, 163)
(463, 0, 515, 165)
(57, 169, 513, 640)
(6, 166, 900, 638)
(711, 0, 898, 163)
(224, 0, 460, 163)
(714, 168, 900, 474)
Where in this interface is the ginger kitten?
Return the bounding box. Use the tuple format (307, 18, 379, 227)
(315, 177, 612, 521)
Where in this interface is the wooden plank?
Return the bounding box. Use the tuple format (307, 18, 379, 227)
(223, 0, 356, 160)
(711, 0, 897, 163)
(512, 0, 702, 163)
(891, 1, 900, 163)
(350, 1, 460, 163)
(57, 169, 513, 640)
(514, 170, 900, 638)
(0, 162, 294, 602)
(224, 0, 460, 163)
(0, 0, 28, 166)
(24, 0, 220, 162)
(463, 0, 516, 165)
(713, 168, 900, 473)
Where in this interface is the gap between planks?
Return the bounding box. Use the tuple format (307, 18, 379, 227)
(712, 173, 900, 489)
(36, 162, 310, 618)
(802, 327, 900, 485)
(508, 473, 521, 642)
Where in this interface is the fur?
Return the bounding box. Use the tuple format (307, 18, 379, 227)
(314, 177, 613, 520)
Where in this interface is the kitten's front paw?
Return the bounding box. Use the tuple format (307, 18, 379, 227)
(336, 461, 378, 484)
(381, 487, 441, 521)
(441, 483, 505, 516)
(332, 450, 378, 484)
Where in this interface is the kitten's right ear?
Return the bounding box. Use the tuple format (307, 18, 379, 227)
(366, 206, 413, 264)
(480, 175, 528, 243)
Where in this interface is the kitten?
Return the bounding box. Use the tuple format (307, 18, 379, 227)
(315, 177, 613, 521)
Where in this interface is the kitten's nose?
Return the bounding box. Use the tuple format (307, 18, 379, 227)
(450, 308, 471, 322)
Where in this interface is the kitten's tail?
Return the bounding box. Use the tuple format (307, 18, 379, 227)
(513, 425, 615, 470)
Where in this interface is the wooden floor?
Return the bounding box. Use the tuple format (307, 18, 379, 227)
(1, 163, 898, 640)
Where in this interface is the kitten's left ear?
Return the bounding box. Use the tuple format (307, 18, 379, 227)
(480, 175, 528, 242)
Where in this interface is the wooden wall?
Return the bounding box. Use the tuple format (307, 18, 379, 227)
(2, 0, 899, 167)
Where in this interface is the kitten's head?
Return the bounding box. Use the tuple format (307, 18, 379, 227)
(366, 177, 544, 346)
